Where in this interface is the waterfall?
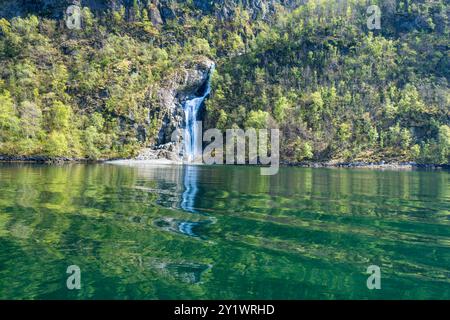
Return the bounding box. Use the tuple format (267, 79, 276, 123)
(183, 65, 215, 163)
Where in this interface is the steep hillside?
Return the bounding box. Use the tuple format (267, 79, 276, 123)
(0, 0, 448, 163)
(205, 0, 450, 164)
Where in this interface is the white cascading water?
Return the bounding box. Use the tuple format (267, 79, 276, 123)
(183, 65, 215, 163)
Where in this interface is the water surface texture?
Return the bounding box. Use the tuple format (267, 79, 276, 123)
(0, 164, 449, 299)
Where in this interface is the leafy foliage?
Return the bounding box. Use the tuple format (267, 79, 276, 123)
(0, 0, 448, 163)
(206, 0, 450, 164)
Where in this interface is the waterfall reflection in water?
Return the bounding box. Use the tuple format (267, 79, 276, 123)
(181, 165, 200, 214)
(129, 164, 212, 238)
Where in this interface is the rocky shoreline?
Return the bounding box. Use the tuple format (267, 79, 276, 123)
(0, 156, 102, 164)
(281, 161, 449, 170)
(1, 155, 448, 170)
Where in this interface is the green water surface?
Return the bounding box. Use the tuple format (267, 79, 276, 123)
(0, 163, 449, 299)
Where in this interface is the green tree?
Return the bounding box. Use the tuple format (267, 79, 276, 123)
(437, 125, 450, 163)
(294, 138, 314, 161)
(0, 90, 20, 153)
(273, 96, 289, 123)
(45, 131, 68, 157)
(49, 101, 72, 131)
(245, 110, 269, 129)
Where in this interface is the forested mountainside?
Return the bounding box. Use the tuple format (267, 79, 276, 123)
(0, 0, 448, 163)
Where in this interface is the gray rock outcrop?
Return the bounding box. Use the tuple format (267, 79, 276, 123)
(138, 58, 214, 161)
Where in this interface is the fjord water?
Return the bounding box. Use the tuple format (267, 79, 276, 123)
(0, 164, 449, 300)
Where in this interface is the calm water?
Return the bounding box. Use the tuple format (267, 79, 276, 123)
(0, 163, 449, 300)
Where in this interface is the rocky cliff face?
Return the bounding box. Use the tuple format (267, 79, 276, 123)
(155, 0, 305, 20)
(0, 0, 304, 21)
(0, 0, 79, 19)
(202, 0, 305, 20)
